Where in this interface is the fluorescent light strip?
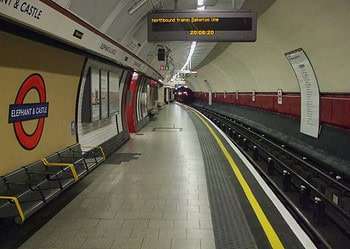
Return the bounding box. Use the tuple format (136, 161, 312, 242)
(170, 0, 205, 83)
(180, 41, 197, 72)
(128, 0, 148, 15)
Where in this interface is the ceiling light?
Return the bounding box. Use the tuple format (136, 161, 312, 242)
(169, 0, 204, 84)
(128, 0, 148, 15)
(132, 72, 139, 80)
(179, 69, 198, 74)
(180, 41, 197, 72)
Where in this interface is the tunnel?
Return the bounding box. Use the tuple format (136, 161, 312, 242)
(0, 1, 350, 249)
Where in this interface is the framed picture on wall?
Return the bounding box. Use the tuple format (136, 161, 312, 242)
(91, 67, 100, 122)
(83, 66, 125, 124)
(100, 70, 109, 119)
(109, 71, 122, 116)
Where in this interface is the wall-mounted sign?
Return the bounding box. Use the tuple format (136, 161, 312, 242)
(252, 90, 256, 102)
(285, 48, 320, 138)
(73, 29, 84, 39)
(1, 0, 43, 20)
(208, 92, 212, 106)
(148, 10, 257, 42)
(277, 89, 283, 105)
(8, 74, 48, 150)
(0, 0, 162, 80)
(9, 103, 48, 123)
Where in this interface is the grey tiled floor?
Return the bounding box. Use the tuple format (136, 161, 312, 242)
(19, 104, 215, 249)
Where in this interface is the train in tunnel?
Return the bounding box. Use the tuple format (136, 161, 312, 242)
(174, 85, 194, 104)
(0, 0, 350, 249)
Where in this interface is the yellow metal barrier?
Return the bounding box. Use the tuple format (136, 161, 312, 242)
(99, 146, 106, 160)
(41, 158, 79, 182)
(0, 196, 25, 223)
(0, 145, 105, 224)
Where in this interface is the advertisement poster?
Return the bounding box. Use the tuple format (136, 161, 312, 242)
(91, 68, 100, 122)
(285, 48, 320, 138)
(100, 70, 109, 119)
(142, 92, 148, 118)
(109, 71, 121, 116)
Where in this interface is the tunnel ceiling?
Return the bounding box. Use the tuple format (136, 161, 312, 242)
(187, 0, 350, 94)
(53, 0, 240, 83)
(52, 0, 350, 94)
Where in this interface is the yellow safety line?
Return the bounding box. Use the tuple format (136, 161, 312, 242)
(41, 159, 79, 182)
(0, 196, 25, 223)
(192, 109, 285, 249)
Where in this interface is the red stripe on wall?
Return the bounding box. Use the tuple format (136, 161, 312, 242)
(194, 92, 350, 129)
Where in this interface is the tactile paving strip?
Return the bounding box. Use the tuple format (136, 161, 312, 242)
(188, 111, 261, 249)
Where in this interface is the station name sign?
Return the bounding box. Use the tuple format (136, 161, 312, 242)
(9, 103, 49, 123)
(1, 0, 43, 20)
(148, 10, 257, 42)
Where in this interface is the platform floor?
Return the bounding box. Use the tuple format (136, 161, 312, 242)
(18, 103, 312, 249)
(19, 104, 216, 249)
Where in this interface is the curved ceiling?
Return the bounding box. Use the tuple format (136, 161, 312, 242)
(53, 0, 242, 82)
(54, 0, 350, 94)
(188, 0, 350, 93)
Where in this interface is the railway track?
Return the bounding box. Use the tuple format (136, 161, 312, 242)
(193, 105, 350, 249)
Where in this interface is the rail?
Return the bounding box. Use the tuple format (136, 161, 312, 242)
(193, 105, 350, 248)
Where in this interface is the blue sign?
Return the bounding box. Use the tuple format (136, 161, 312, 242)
(8, 103, 49, 123)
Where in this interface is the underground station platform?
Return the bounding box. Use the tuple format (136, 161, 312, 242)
(4, 104, 320, 249)
(1, 1, 350, 248)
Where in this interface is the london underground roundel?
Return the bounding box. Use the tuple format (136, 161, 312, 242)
(8, 74, 49, 150)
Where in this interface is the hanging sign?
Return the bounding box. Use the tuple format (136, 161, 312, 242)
(285, 48, 320, 138)
(148, 10, 257, 42)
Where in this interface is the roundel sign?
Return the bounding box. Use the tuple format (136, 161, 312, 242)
(8, 74, 49, 150)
